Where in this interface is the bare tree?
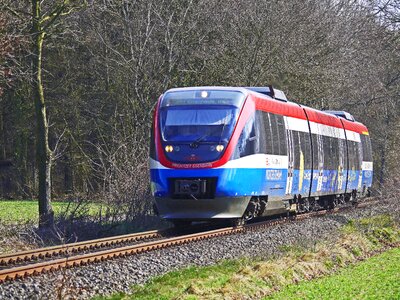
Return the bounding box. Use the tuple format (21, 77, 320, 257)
(32, 0, 88, 228)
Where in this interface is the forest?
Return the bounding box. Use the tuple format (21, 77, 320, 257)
(0, 0, 399, 227)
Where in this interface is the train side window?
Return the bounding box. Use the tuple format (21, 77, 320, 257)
(256, 111, 267, 153)
(262, 112, 274, 154)
(276, 115, 287, 155)
(270, 114, 281, 155)
(237, 113, 257, 157)
(293, 131, 301, 170)
(357, 141, 363, 169)
(348, 140, 361, 171)
(361, 134, 372, 161)
(322, 136, 336, 170)
(302, 131, 312, 170)
(348, 140, 354, 170)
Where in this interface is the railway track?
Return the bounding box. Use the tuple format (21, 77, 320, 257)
(0, 229, 162, 267)
(0, 198, 378, 283)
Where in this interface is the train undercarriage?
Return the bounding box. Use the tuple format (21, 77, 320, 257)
(162, 188, 370, 228)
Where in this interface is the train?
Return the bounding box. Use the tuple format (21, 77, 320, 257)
(149, 86, 373, 226)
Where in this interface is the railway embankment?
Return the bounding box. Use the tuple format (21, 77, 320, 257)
(0, 196, 398, 299)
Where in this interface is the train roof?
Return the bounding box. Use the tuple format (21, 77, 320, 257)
(324, 110, 355, 122)
(161, 86, 369, 135)
(165, 86, 252, 94)
(164, 86, 288, 101)
(245, 87, 288, 102)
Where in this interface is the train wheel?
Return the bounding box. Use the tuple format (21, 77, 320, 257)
(231, 218, 245, 227)
(298, 197, 312, 213)
(309, 198, 316, 211)
(303, 198, 310, 212)
(332, 198, 339, 208)
(243, 199, 259, 221)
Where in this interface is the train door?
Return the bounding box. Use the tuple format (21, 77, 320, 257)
(285, 121, 294, 195)
(357, 142, 363, 190)
(338, 138, 345, 192)
(316, 134, 324, 192)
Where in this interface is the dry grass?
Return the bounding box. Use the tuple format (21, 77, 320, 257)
(185, 215, 400, 300)
(93, 214, 400, 300)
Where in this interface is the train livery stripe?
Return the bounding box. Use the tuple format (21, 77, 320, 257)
(285, 116, 360, 142)
(218, 154, 288, 169)
(285, 116, 310, 133)
(150, 155, 289, 170)
(345, 130, 361, 143)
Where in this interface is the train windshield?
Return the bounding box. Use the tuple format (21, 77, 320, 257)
(160, 106, 238, 142)
(159, 90, 244, 143)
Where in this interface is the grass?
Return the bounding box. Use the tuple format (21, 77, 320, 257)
(94, 260, 245, 300)
(265, 247, 400, 300)
(97, 214, 400, 300)
(0, 199, 103, 224)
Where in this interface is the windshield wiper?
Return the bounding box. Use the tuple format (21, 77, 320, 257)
(190, 134, 207, 148)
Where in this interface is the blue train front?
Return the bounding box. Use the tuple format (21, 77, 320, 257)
(149, 87, 286, 224)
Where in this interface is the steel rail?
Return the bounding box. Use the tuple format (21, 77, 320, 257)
(0, 198, 379, 283)
(0, 229, 161, 266)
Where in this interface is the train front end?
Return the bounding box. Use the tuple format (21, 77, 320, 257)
(149, 87, 251, 222)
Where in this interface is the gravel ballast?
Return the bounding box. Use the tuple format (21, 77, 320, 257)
(0, 198, 398, 299)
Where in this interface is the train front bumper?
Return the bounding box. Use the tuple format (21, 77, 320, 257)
(154, 196, 250, 219)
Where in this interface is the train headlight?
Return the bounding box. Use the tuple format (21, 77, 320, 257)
(165, 145, 174, 152)
(216, 144, 224, 152)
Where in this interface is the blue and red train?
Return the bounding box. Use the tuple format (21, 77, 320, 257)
(149, 87, 373, 226)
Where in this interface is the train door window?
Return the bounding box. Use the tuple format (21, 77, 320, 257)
(302, 131, 312, 170)
(338, 138, 345, 169)
(317, 134, 324, 170)
(312, 134, 319, 170)
(348, 140, 355, 170)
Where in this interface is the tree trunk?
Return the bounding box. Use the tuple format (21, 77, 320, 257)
(32, 0, 54, 228)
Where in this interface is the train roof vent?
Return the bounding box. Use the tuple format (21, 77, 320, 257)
(324, 110, 355, 122)
(245, 86, 288, 102)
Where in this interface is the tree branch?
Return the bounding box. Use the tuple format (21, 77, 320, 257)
(1, 4, 32, 20)
(41, 0, 87, 32)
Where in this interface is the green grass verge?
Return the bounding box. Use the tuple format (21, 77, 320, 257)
(96, 215, 400, 300)
(265, 247, 400, 300)
(0, 200, 103, 224)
